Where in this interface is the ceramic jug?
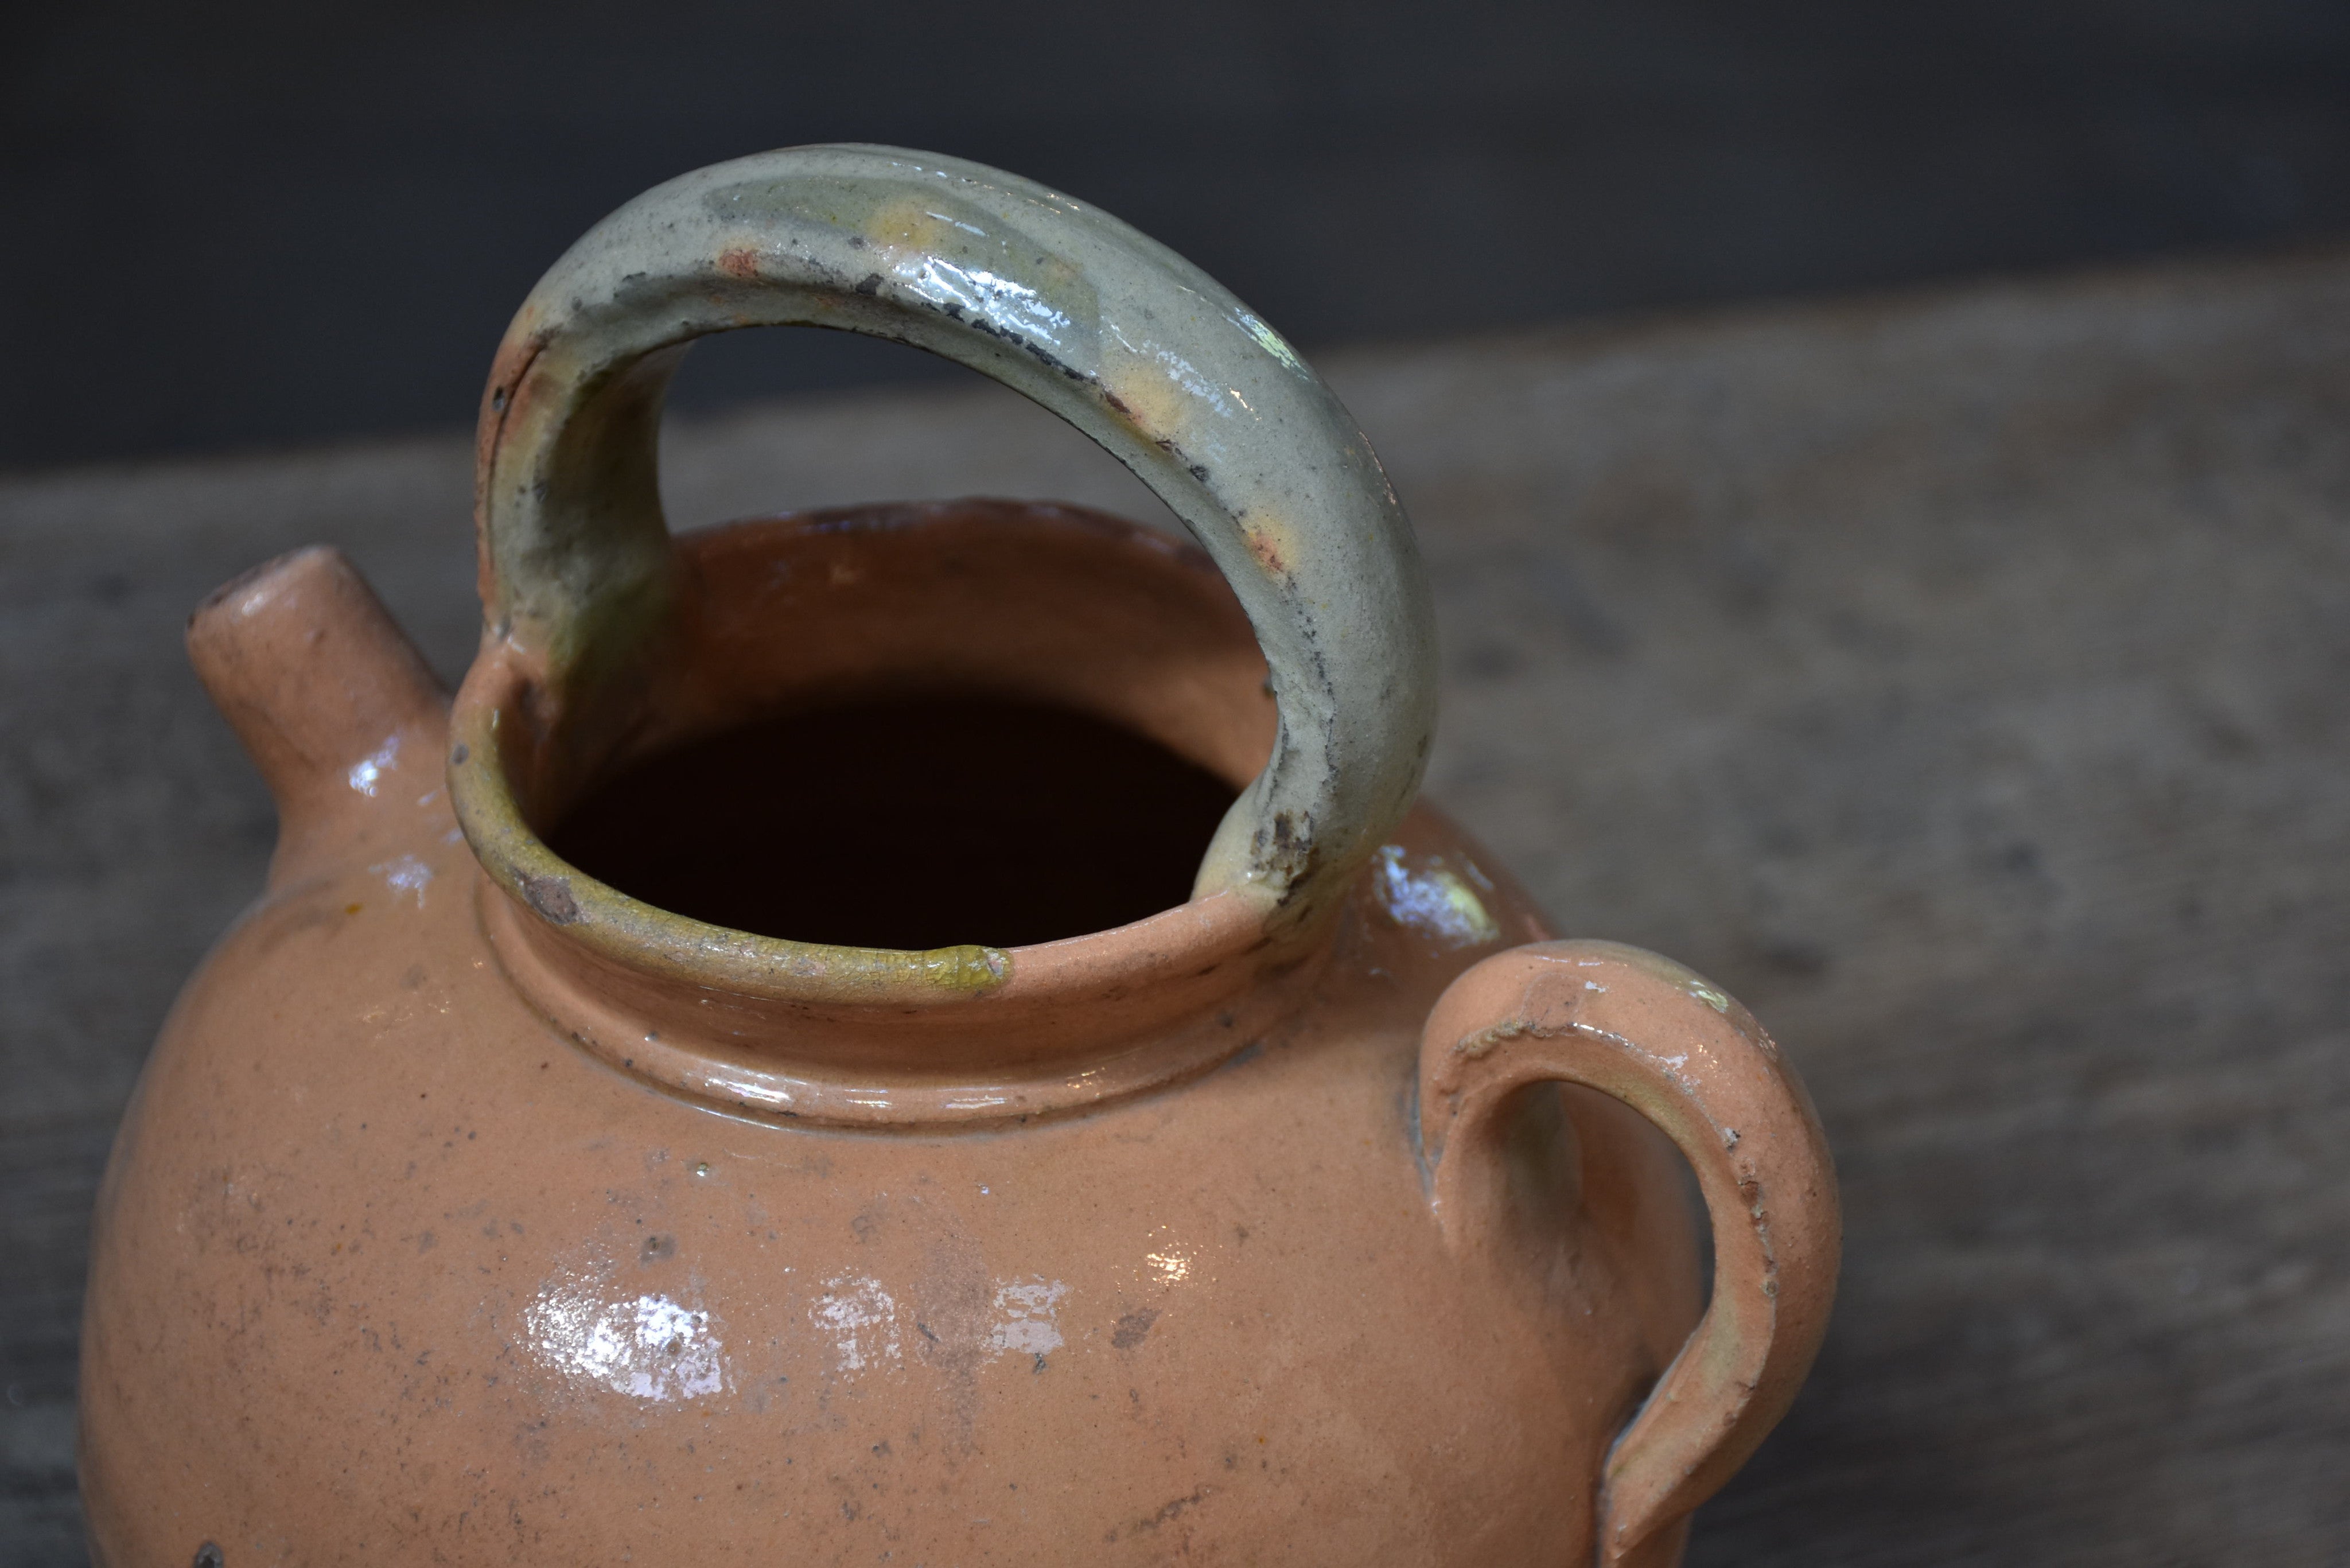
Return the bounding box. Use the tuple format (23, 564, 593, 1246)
(81, 146, 1838, 1566)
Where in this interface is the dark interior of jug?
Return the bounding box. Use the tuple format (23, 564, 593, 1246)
(498, 503, 1279, 952)
(550, 690, 1236, 951)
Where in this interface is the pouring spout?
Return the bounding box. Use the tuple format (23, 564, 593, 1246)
(188, 546, 450, 888)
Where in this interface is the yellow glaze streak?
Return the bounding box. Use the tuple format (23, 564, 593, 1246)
(1102, 351, 1197, 446)
(1243, 511, 1304, 580)
(862, 196, 966, 261)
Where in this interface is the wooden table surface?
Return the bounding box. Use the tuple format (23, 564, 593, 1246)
(6, 250, 2347, 1565)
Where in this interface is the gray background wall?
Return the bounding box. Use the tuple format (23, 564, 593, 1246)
(7, 0, 2350, 469)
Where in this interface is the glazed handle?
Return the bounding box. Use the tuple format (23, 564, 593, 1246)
(1418, 940, 1840, 1568)
(473, 144, 1437, 921)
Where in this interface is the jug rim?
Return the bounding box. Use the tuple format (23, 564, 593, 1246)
(449, 503, 1336, 1128)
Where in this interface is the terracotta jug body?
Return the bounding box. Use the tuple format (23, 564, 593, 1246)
(80, 147, 1838, 1567)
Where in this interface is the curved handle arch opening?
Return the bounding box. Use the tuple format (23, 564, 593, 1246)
(1419, 940, 1841, 1568)
(472, 143, 1436, 920)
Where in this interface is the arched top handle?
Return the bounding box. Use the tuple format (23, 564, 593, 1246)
(470, 144, 1437, 920)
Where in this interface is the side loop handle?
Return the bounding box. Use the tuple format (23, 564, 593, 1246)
(473, 143, 1437, 921)
(1418, 940, 1840, 1568)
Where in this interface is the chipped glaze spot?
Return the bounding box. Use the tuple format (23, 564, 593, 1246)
(812, 1274, 901, 1372)
(986, 1278, 1068, 1357)
(526, 1278, 729, 1402)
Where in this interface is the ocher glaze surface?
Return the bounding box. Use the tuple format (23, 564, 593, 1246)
(83, 147, 1837, 1566)
(85, 513, 1698, 1565)
(83, 815, 1673, 1563)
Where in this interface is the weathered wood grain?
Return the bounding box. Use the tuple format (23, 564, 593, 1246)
(5, 249, 2346, 1565)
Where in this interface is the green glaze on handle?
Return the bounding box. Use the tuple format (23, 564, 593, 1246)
(472, 144, 1435, 920)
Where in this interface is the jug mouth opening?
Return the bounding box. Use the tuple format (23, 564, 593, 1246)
(546, 691, 1242, 951)
(448, 500, 1333, 1126)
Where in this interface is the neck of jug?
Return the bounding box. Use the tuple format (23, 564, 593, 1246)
(477, 869, 1328, 1128)
(446, 503, 1343, 1130)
